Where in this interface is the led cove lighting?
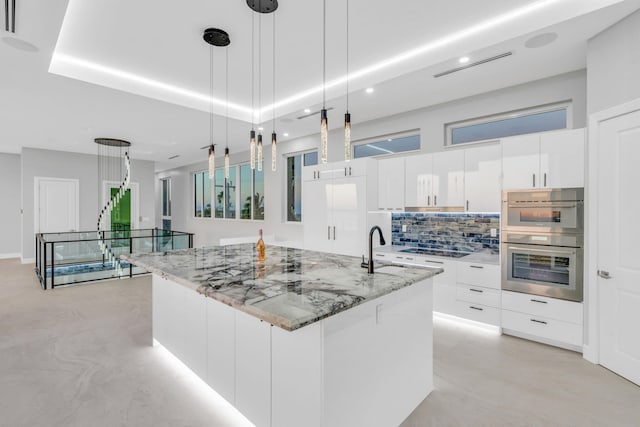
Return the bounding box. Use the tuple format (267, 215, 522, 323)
(50, 53, 252, 115)
(53, 0, 561, 118)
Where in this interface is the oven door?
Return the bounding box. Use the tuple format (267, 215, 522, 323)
(501, 242, 583, 302)
(503, 201, 583, 233)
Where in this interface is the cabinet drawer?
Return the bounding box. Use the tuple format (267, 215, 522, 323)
(501, 291, 583, 325)
(453, 301, 501, 326)
(456, 262, 500, 289)
(417, 258, 456, 286)
(434, 284, 457, 316)
(502, 309, 583, 347)
(456, 284, 501, 308)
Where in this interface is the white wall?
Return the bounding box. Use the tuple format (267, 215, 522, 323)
(20, 148, 155, 261)
(157, 71, 586, 247)
(587, 9, 640, 115)
(0, 153, 21, 257)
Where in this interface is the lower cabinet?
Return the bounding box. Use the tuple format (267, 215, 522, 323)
(501, 290, 583, 350)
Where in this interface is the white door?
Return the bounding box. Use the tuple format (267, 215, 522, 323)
(501, 134, 540, 190)
(540, 128, 585, 188)
(332, 176, 366, 257)
(433, 150, 465, 207)
(464, 144, 502, 212)
(35, 178, 79, 233)
(597, 109, 640, 386)
(302, 179, 333, 253)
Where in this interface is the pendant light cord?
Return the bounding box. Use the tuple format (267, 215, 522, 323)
(258, 11, 262, 128)
(210, 45, 214, 145)
(346, 0, 349, 111)
(272, 13, 276, 131)
(323, 0, 326, 108)
(226, 46, 229, 149)
(251, 13, 255, 130)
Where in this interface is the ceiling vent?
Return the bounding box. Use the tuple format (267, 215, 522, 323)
(434, 52, 513, 78)
(297, 107, 334, 120)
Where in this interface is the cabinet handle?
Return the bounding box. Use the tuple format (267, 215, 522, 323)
(424, 259, 444, 264)
(428, 195, 431, 206)
(405, 257, 414, 261)
(544, 173, 547, 187)
(344, 167, 347, 176)
(469, 265, 484, 269)
(327, 226, 331, 240)
(530, 299, 548, 304)
(349, 166, 352, 176)
(434, 195, 437, 206)
(469, 288, 484, 293)
(466, 200, 469, 211)
(333, 226, 336, 240)
(396, 256, 404, 259)
(317, 170, 320, 179)
(377, 254, 386, 257)
(314, 171, 317, 179)
(469, 306, 483, 311)
(530, 319, 547, 325)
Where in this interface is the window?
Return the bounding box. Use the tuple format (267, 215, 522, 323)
(286, 150, 318, 222)
(353, 131, 420, 159)
(253, 168, 264, 220)
(214, 169, 224, 218)
(161, 178, 171, 230)
(194, 171, 211, 218)
(446, 103, 569, 146)
(211, 164, 264, 221)
(225, 166, 236, 219)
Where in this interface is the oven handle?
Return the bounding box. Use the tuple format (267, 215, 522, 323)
(507, 245, 577, 256)
(507, 202, 577, 209)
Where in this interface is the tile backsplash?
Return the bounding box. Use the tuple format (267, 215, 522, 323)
(391, 212, 500, 254)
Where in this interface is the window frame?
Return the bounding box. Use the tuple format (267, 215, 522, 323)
(193, 170, 212, 219)
(284, 149, 318, 223)
(444, 101, 573, 147)
(351, 129, 421, 159)
(161, 177, 172, 229)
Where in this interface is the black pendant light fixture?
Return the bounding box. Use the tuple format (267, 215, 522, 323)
(320, 0, 328, 164)
(271, 12, 277, 172)
(224, 44, 230, 180)
(203, 28, 230, 179)
(344, 0, 351, 162)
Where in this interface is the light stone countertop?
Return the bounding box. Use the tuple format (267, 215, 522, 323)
(122, 244, 442, 331)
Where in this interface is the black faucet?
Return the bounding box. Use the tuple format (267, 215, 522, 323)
(368, 226, 386, 274)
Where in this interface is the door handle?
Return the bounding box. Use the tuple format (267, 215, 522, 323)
(327, 226, 331, 240)
(333, 226, 336, 240)
(314, 171, 317, 179)
(532, 173, 536, 187)
(466, 200, 469, 211)
(544, 173, 547, 187)
(427, 195, 431, 206)
(597, 270, 612, 279)
(434, 195, 437, 206)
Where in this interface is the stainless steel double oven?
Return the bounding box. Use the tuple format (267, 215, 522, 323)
(501, 188, 584, 302)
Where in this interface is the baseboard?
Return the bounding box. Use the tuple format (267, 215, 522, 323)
(582, 344, 599, 364)
(20, 257, 35, 264)
(502, 328, 582, 353)
(0, 253, 21, 260)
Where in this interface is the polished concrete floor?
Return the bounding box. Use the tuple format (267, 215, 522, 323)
(1, 258, 639, 427)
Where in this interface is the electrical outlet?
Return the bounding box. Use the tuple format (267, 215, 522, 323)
(402, 224, 407, 232)
(490, 228, 497, 238)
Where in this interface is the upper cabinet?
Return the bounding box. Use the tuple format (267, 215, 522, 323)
(464, 144, 502, 212)
(405, 151, 464, 208)
(502, 129, 585, 190)
(377, 157, 405, 210)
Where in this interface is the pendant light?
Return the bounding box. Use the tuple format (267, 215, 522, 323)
(271, 12, 277, 172)
(250, 13, 256, 170)
(257, 9, 263, 172)
(320, 0, 328, 164)
(203, 28, 230, 178)
(344, 0, 351, 162)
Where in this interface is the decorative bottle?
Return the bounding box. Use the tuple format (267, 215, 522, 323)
(256, 229, 266, 262)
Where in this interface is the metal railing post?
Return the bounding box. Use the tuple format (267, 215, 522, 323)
(50, 242, 55, 289)
(129, 236, 133, 278)
(43, 241, 47, 290)
(171, 231, 174, 250)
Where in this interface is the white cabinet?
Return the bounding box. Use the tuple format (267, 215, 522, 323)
(501, 290, 583, 351)
(452, 261, 501, 326)
(464, 144, 502, 212)
(502, 129, 585, 190)
(377, 157, 405, 210)
(303, 158, 377, 257)
(405, 150, 464, 208)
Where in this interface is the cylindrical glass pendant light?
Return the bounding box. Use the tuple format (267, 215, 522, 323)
(208, 144, 215, 178)
(250, 130, 256, 169)
(224, 147, 230, 179)
(344, 112, 351, 161)
(271, 132, 277, 171)
(321, 108, 328, 163)
(257, 133, 263, 172)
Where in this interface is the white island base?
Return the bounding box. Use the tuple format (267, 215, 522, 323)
(152, 275, 434, 427)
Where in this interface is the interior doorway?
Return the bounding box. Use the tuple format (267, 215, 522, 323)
(102, 181, 139, 231)
(34, 177, 79, 234)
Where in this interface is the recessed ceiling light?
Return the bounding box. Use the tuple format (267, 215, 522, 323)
(387, 138, 392, 142)
(258, 126, 264, 131)
(365, 88, 374, 94)
(304, 108, 311, 114)
(283, 133, 289, 137)
(458, 56, 470, 64)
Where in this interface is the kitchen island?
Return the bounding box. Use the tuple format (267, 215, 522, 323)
(122, 244, 442, 427)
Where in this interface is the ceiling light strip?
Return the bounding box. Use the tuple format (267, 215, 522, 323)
(50, 53, 253, 115)
(433, 52, 513, 78)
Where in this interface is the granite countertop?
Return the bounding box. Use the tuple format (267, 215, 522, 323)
(373, 245, 500, 265)
(122, 244, 442, 331)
